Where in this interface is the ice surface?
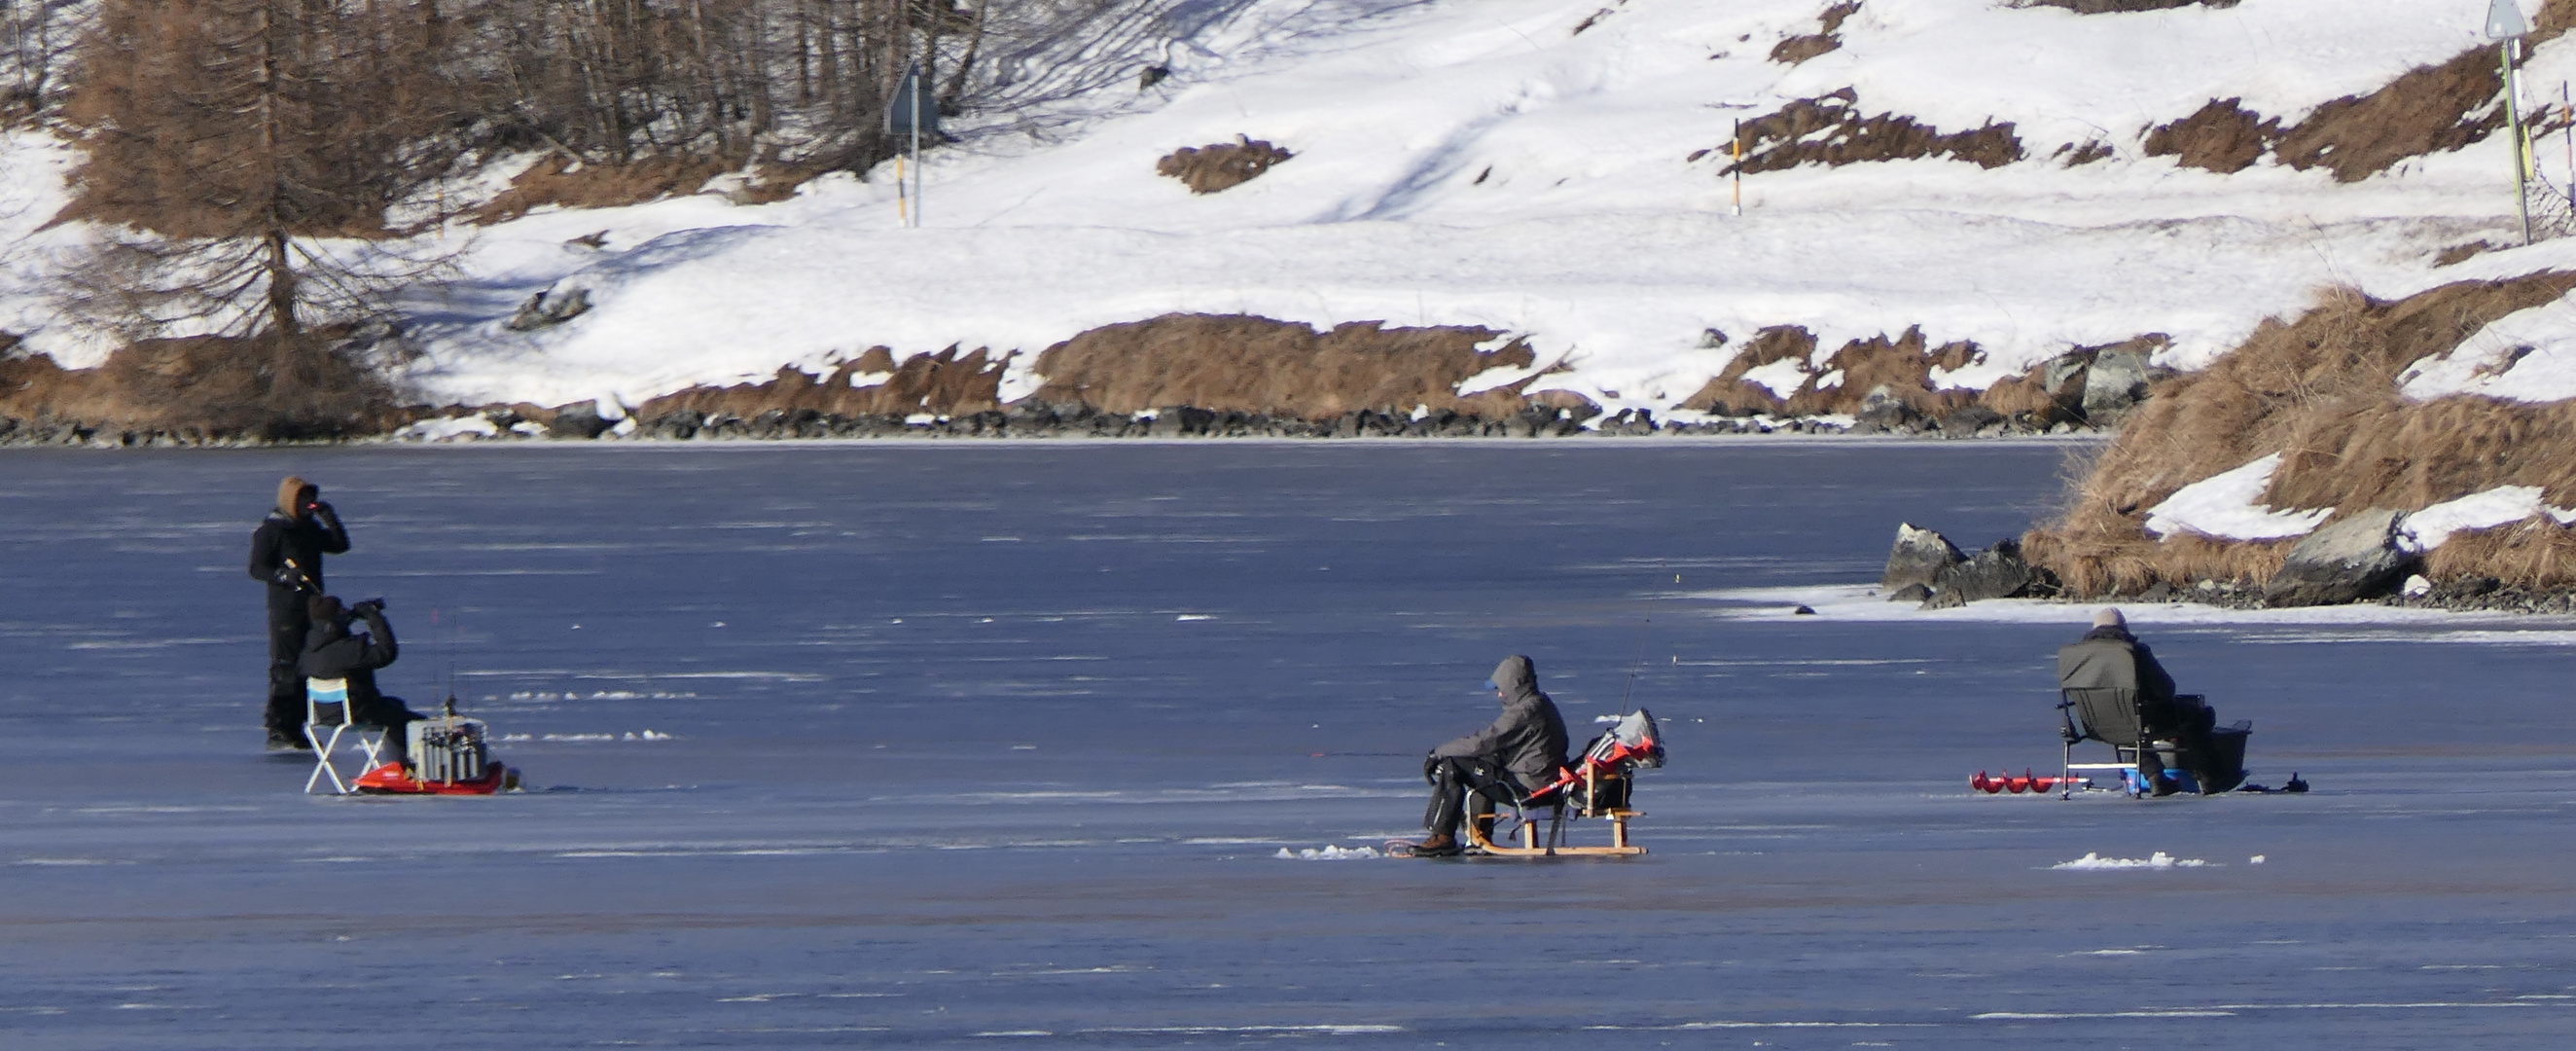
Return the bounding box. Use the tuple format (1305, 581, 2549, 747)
(3, 443, 2573, 1047)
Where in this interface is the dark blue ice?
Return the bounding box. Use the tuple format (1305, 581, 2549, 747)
(2, 441, 2570, 1048)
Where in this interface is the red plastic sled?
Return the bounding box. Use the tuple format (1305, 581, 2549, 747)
(352, 761, 515, 795)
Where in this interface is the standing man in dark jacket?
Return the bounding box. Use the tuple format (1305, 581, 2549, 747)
(249, 476, 350, 748)
(1403, 655, 1570, 856)
(299, 595, 423, 762)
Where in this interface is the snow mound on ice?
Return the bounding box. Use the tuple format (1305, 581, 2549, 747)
(2141, 453, 2330, 542)
(1274, 845, 1381, 860)
(2053, 851, 2213, 870)
(395, 416, 502, 442)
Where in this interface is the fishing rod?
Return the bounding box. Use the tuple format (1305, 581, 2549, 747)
(1617, 615, 1651, 717)
(1614, 572, 1684, 717)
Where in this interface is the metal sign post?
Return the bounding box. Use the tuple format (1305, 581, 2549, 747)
(2490, 0, 2533, 244)
(887, 64, 938, 228)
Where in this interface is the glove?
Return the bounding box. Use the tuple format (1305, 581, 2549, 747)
(269, 565, 305, 588)
(309, 501, 338, 522)
(350, 598, 385, 616)
(1422, 753, 1443, 785)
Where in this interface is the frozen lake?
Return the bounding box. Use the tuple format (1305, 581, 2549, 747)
(2, 441, 2571, 1049)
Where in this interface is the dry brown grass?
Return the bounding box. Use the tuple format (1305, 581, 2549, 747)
(2132, 0, 2576, 183)
(470, 155, 737, 225)
(2143, 99, 2274, 174)
(1, 335, 397, 439)
(1788, 328, 1985, 417)
(636, 346, 1010, 420)
(1676, 326, 1814, 416)
(1726, 90, 2022, 174)
(1676, 325, 2096, 421)
(1027, 313, 1536, 420)
(1154, 139, 1294, 195)
(2020, 0, 2235, 11)
(2422, 519, 2576, 590)
(1770, 3, 1860, 64)
(2027, 272, 2576, 596)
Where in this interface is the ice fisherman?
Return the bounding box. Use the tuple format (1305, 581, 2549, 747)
(248, 476, 350, 749)
(299, 595, 425, 761)
(2057, 607, 2234, 795)
(1404, 655, 1570, 856)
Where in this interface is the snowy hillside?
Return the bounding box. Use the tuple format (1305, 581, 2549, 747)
(12, 0, 2576, 422)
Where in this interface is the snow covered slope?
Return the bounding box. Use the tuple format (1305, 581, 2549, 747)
(10, 0, 2576, 418)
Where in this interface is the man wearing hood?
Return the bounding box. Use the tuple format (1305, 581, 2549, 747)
(249, 476, 350, 748)
(299, 595, 423, 761)
(1403, 655, 1569, 856)
(2058, 607, 2230, 795)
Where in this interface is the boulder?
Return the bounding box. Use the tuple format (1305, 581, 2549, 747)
(1939, 404, 2004, 438)
(1149, 406, 1215, 437)
(549, 402, 615, 439)
(1850, 385, 1921, 435)
(505, 286, 591, 331)
(2082, 346, 2154, 419)
(1931, 537, 2039, 602)
(2040, 349, 2094, 403)
(2262, 508, 2413, 606)
(1881, 523, 1966, 592)
(1885, 582, 1932, 603)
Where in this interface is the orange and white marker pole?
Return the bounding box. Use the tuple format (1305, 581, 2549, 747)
(1732, 119, 1743, 216)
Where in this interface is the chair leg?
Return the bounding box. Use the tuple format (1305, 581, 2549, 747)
(304, 724, 350, 795)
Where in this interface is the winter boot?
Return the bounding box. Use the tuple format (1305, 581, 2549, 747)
(1398, 833, 1463, 857)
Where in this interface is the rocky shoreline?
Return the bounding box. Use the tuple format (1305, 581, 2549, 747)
(1886, 520, 2576, 616)
(0, 401, 2113, 448)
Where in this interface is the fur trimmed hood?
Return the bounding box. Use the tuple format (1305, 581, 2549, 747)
(276, 476, 316, 519)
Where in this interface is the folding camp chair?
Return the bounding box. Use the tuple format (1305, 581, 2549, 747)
(303, 677, 387, 795)
(2058, 688, 2245, 797)
(2058, 686, 2153, 797)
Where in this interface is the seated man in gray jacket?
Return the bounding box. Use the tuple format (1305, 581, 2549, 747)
(2058, 607, 2230, 794)
(1402, 655, 1569, 856)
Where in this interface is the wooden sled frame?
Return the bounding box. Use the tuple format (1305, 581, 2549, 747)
(1461, 764, 1646, 857)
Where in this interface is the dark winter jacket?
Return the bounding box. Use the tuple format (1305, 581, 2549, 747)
(301, 608, 399, 711)
(2057, 625, 2179, 717)
(1432, 655, 1569, 790)
(248, 478, 348, 610)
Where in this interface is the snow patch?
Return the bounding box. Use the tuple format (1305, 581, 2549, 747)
(2397, 485, 2571, 552)
(395, 416, 503, 442)
(1274, 845, 1381, 860)
(2052, 852, 2212, 870)
(2399, 295, 2576, 404)
(2141, 454, 2331, 541)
